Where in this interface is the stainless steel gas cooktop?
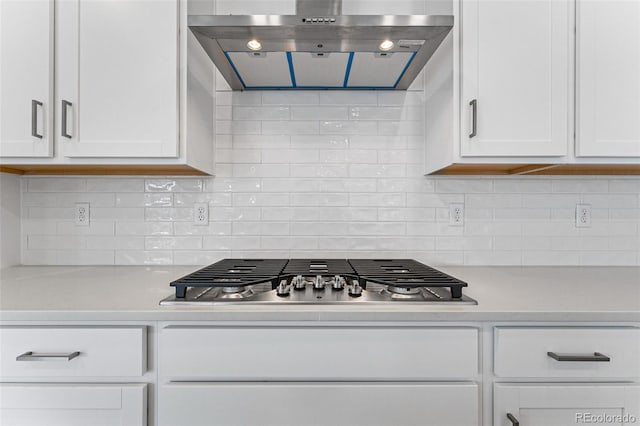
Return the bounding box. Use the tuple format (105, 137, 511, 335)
(160, 259, 477, 305)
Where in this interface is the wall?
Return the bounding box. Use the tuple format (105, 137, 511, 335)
(1, 172, 21, 268)
(15, 0, 640, 267)
(20, 147, 640, 266)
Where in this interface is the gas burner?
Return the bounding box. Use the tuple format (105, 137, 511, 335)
(214, 286, 255, 299)
(385, 286, 422, 295)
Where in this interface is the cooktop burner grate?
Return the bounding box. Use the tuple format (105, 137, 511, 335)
(170, 259, 287, 298)
(282, 259, 355, 276)
(348, 259, 468, 298)
(169, 258, 469, 300)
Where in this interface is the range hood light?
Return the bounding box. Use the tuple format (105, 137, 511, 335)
(379, 40, 394, 51)
(247, 39, 263, 51)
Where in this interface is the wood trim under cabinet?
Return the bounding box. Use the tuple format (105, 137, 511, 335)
(431, 163, 640, 175)
(0, 164, 210, 176)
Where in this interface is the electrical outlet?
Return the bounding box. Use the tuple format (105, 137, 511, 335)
(575, 204, 591, 228)
(193, 203, 209, 225)
(75, 203, 90, 226)
(449, 203, 464, 226)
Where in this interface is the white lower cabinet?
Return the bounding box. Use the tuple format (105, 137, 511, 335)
(160, 326, 478, 380)
(0, 383, 147, 426)
(159, 326, 480, 426)
(0, 325, 149, 426)
(159, 382, 479, 426)
(494, 383, 640, 426)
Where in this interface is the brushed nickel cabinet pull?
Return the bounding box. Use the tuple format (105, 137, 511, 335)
(16, 351, 80, 361)
(547, 351, 610, 362)
(31, 100, 43, 139)
(61, 100, 72, 138)
(469, 99, 477, 138)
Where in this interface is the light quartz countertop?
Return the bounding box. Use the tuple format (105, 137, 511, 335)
(0, 265, 638, 322)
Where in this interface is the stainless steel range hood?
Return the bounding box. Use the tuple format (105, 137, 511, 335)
(188, 0, 453, 90)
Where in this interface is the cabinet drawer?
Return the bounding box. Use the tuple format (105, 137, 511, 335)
(0, 383, 146, 426)
(160, 382, 479, 426)
(0, 327, 146, 378)
(160, 326, 478, 379)
(494, 327, 640, 378)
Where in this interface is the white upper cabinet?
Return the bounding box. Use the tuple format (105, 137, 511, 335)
(0, 0, 53, 157)
(56, 0, 179, 158)
(460, 0, 572, 157)
(576, 0, 640, 157)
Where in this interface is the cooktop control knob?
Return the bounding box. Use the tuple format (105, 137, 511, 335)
(293, 275, 306, 291)
(349, 281, 363, 297)
(276, 280, 290, 297)
(332, 275, 345, 290)
(313, 275, 325, 290)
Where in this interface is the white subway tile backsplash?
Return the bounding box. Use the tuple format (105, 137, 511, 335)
(145, 236, 202, 250)
(27, 178, 86, 192)
(57, 250, 114, 265)
(203, 236, 261, 250)
(86, 236, 145, 250)
(318, 91, 377, 105)
(609, 179, 640, 193)
(173, 222, 231, 236)
(292, 107, 348, 121)
(290, 135, 349, 150)
(115, 250, 172, 265)
(262, 91, 319, 105)
(350, 164, 405, 178)
(262, 120, 318, 135)
(145, 207, 192, 222)
(91, 207, 145, 221)
(172, 251, 230, 265)
(57, 222, 115, 235)
(290, 164, 348, 178)
(86, 178, 144, 192)
(145, 179, 203, 193)
(116, 193, 173, 207)
(18, 86, 640, 266)
(28, 235, 85, 250)
(551, 179, 609, 193)
(348, 222, 406, 236)
(320, 121, 378, 135)
(493, 179, 552, 193)
(233, 106, 290, 121)
(291, 193, 349, 206)
(435, 179, 493, 193)
(116, 222, 172, 236)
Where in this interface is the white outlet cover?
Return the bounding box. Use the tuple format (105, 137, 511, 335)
(575, 204, 592, 228)
(194, 203, 209, 226)
(75, 203, 90, 226)
(449, 203, 464, 226)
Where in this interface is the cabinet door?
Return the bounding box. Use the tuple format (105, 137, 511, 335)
(160, 382, 479, 426)
(56, 0, 178, 158)
(461, 0, 571, 157)
(0, 0, 53, 157)
(576, 0, 640, 157)
(0, 383, 146, 426)
(494, 384, 640, 426)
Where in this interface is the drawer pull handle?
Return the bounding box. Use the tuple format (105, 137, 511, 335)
(507, 413, 519, 426)
(31, 100, 43, 139)
(547, 351, 610, 362)
(469, 99, 477, 138)
(61, 100, 72, 138)
(16, 351, 80, 361)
